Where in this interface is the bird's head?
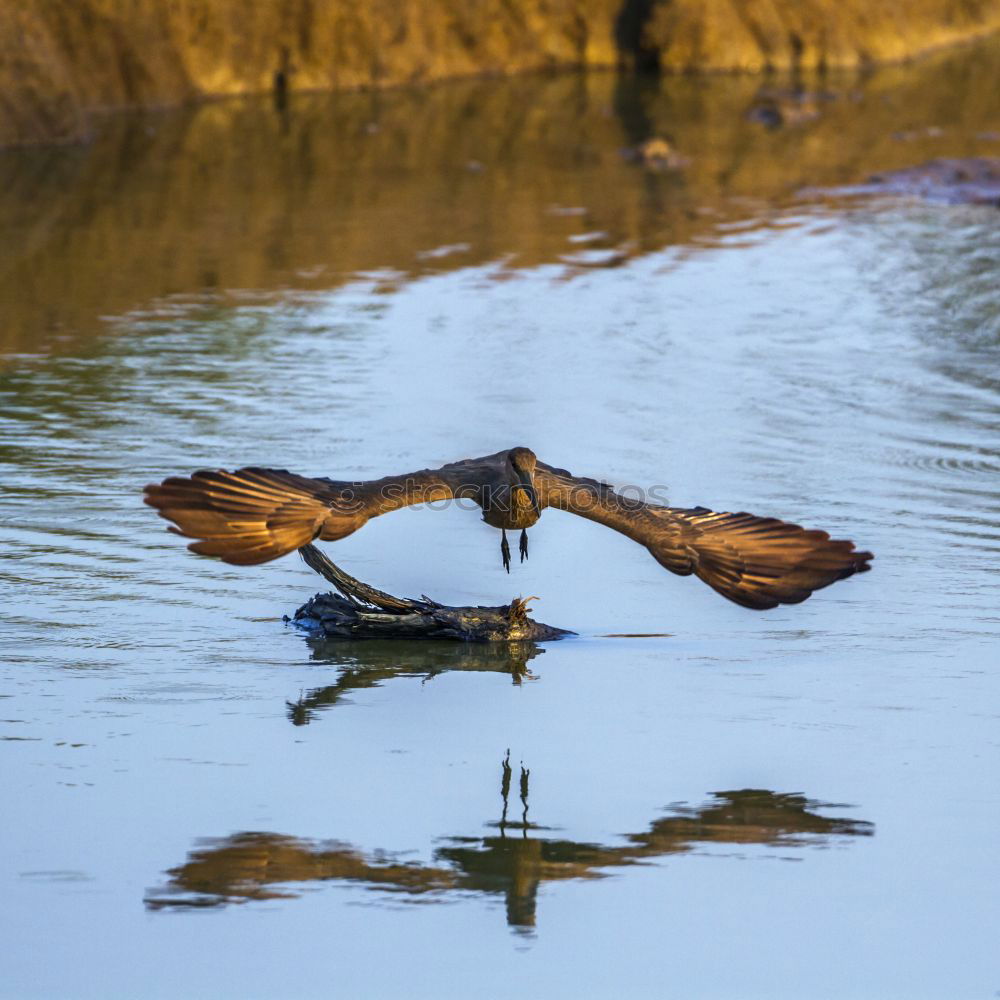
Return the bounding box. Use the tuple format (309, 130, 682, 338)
(507, 447, 540, 516)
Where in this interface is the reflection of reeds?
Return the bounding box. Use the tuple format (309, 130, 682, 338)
(4, 38, 1000, 355)
(146, 786, 873, 928)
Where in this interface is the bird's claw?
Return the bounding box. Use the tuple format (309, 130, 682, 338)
(519, 529, 528, 563)
(501, 532, 511, 573)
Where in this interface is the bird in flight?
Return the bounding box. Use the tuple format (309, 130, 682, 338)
(143, 446, 872, 610)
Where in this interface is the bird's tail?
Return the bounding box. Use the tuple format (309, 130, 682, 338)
(143, 467, 346, 566)
(650, 507, 874, 610)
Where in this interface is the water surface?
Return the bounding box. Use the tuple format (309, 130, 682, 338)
(2, 41, 999, 1000)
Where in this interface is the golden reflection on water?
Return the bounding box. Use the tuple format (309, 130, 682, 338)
(2, 39, 1000, 359)
(146, 758, 873, 928)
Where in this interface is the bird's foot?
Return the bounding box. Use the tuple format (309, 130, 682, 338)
(519, 529, 528, 563)
(501, 530, 511, 573)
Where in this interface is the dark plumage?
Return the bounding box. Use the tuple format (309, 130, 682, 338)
(143, 446, 872, 610)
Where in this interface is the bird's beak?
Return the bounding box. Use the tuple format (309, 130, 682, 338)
(515, 467, 541, 516)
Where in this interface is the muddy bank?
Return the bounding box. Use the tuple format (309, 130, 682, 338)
(2, 0, 1000, 147)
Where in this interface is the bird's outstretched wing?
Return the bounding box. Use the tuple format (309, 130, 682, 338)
(143, 456, 499, 566)
(535, 461, 872, 610)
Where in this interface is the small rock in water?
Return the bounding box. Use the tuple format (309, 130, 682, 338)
(622, 137, 689, 170)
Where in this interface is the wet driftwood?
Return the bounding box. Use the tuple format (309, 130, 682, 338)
(287, 544, 573, 643)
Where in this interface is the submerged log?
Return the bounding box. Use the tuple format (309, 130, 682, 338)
(288, 544, 573, 643)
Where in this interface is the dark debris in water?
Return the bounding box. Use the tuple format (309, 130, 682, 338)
(746, 87, 836, 128)
(828, 157, 1000, 207)
(291, 591, 573, 643)
(288, 543, 573, 643)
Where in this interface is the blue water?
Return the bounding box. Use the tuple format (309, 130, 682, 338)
(1, 62, 999, 999)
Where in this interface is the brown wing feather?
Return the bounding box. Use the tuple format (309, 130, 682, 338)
(145, 449, 873, 604)
(536, 462, 872, 610)
(143, 468, 348, 565)
(143, 460, 488, 566)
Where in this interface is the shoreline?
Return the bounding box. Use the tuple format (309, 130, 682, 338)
(2, 1, 998, 149)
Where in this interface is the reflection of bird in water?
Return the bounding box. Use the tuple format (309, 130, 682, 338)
(145, 759, 873, 929)
(145, 446, 872, 610)
(286, 641, 542, 725)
